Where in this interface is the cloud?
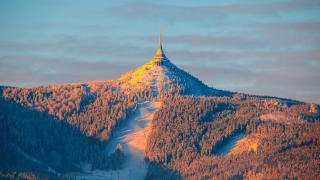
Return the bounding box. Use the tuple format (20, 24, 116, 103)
(145, 35, 266, 49)
(260, 22, 320, 32)
(0, 34, 153, 62)
(168, 49, 320, 66)
(144, 32, 320, 51)
(108, 1, 320, 21)
(181, 63, 320, 103)
(0, 55, 138, 87)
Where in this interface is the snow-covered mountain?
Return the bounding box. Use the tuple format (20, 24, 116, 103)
(117, 36, 229, 97)
(1, 34, 319, 179)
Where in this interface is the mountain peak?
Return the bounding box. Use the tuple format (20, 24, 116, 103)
(117, 34, 229, 97)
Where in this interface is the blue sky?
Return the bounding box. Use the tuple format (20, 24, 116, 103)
(0, 0, 319, 103)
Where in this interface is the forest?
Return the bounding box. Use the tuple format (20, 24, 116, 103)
(1, 81, 319, 179)
(145, 95, 320, 179)
(0, 81, 152, 177)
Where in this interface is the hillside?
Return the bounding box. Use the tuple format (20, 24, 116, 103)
(1, 38, 319, 179)
(145, 95, 320, 179)
(117, 57, 228, 97)
(72, 101, 162, 180)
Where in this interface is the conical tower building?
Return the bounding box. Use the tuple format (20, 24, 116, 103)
(152, 33, 169, 66)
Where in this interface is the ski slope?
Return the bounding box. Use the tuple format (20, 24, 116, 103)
(74, 101, 162, 180)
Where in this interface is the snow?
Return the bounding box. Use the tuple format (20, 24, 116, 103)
(72, 101, 162, 180)
(214, 132, 261, 156)
(214, 132, 248, 156)
(16, 145, 59, 175)
(117, 59, 212, 97)
(69, 44, 218, 179)
(16, 145, 42, 165)
(260, 112, 304, 124)
(230, 134, 260, 155)
(117, 61, 168, 94)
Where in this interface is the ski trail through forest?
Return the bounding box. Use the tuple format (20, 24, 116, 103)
(75, 101, 162, 180)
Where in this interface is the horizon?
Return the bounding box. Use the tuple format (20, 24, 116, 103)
(0, 0, 319, 103)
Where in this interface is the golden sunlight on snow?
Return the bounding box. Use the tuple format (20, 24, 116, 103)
(260, 112, 304, 124)
(117, 61, 169, 95)
(76, 101, 162, 180)
(125, 101, 162, 152)
(230, 134, 259, 155)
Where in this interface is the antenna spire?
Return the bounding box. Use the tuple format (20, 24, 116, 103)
(159, 29, 163, 48)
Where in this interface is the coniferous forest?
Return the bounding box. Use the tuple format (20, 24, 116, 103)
(146, 95, 320, 179)
(1, 81, 319, 179)
(1, 0, 320, 179)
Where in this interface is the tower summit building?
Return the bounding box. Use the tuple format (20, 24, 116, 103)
(152, 32, 170, 66)
(117, 32, 222, 96)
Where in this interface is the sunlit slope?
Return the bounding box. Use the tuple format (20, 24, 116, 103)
(74, 101, 162, 180)
(117, 59, 229, 96)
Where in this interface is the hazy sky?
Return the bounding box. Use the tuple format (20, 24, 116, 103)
(0, 0, 319, 103)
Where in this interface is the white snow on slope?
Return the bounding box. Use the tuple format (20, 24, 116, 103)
(16, 145, 59, 175)
(73, 101, 162, 180)
(117, 60, 213, 96)
(214, 132, 248, 156)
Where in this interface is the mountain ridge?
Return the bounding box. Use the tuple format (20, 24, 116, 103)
(1, 35, 319, 179)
